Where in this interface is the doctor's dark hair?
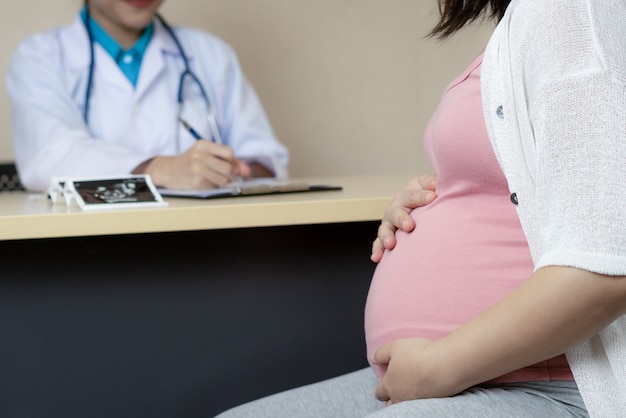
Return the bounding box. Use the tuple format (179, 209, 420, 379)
(429, 0, 511, 39)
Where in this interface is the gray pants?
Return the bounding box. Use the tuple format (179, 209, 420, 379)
(215, 367, 588, 418)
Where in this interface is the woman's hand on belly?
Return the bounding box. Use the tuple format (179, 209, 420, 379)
(371, 175, 437, 263)
(371, 337, 447, 405)
(372, 267, 626, 407)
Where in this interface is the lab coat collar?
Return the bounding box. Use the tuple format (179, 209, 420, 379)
(134, 17, 183, 97)
(60, 13, 191, 97)
(60, 15, 92, 70)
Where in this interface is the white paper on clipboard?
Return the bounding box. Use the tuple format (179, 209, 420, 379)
(158, 178, 342, 199)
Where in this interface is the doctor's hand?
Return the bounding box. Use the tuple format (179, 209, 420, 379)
(371, 175, 437, 263)
(372, 337, 451, 406)
(140, 141, 251, 189)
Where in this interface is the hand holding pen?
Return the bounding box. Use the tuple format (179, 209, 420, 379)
(178, 116, 249, 184)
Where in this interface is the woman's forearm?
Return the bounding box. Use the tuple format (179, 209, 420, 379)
(430, 266, 626, 394)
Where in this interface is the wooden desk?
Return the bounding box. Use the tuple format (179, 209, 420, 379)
(0, 174, 411, 240)
(0, 174, 412, 417)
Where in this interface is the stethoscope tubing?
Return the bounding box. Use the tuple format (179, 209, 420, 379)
(82, 10, 222, 145)
(84, 12, 96, 125)
(155, 15, 209, 106)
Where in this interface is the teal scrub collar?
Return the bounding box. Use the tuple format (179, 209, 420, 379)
(80, 6, 154, 87)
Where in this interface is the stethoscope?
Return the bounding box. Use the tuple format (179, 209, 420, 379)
(82, 11, 223, 147)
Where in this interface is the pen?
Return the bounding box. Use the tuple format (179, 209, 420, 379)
(178, 116, 203, 140)
(178, 116, 243, 187)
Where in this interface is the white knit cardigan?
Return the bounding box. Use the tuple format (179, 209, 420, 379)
(481, 0, 626, 416)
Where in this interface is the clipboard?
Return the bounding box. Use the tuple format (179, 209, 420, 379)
(158, 179, 342, 199)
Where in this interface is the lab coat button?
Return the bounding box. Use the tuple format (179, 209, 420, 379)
(133, 104, 141, 114)
(496, 105, 504, 119)
(510, 192, 518, 205)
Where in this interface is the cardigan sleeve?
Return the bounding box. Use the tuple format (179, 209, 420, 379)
(510, 0, 626, 275)
(487, 3, 626, 416)
(528, 70, 626, 275)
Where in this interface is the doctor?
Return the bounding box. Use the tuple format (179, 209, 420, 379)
(6, 0, 289, 192)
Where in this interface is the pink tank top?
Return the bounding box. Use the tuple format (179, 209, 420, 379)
(364, 54, 573, 383)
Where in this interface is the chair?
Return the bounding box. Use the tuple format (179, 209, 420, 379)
(0, 162, 24, 191)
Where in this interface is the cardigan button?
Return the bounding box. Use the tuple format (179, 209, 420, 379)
(510, 192, 518, 205)
(496, 105, 504, 119)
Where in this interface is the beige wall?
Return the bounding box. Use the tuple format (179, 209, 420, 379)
(0, 0, 493, 177)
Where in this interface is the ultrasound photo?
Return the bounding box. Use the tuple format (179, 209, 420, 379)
(72, 177, 159, 205)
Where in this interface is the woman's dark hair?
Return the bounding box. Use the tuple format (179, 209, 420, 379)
(429, 0, 511, 39)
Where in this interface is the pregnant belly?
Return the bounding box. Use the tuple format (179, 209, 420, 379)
(364, 197, 533, 378)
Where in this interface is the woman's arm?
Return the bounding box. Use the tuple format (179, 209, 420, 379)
(372, 266, 626, 404)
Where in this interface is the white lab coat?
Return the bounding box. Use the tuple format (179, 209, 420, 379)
(7, 14, 289, 191)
